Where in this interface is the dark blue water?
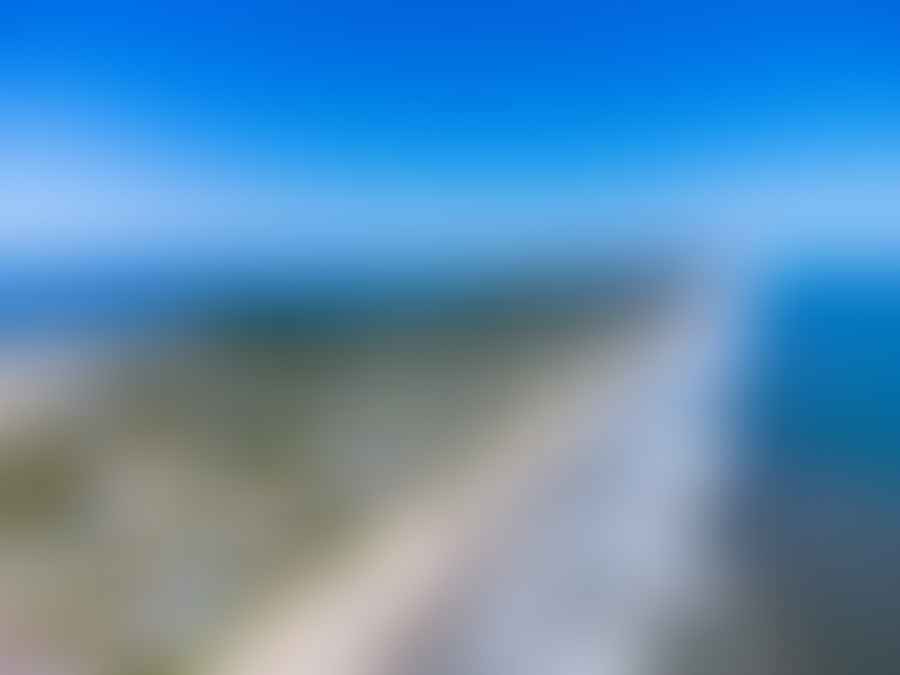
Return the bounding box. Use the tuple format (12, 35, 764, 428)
(745, 262, 900, 674)
(752, 263, 900, 492)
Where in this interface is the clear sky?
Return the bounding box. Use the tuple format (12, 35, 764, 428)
(3, 1, 899, 265)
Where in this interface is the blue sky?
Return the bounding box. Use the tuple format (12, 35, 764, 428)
(3, 1, 900, 263)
